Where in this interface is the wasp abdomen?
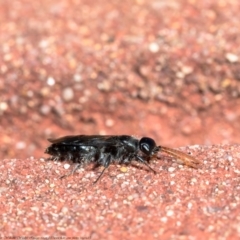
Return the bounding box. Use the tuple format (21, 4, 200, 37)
(46, 144, 96, 161)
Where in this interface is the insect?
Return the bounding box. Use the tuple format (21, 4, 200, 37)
(45, 135, 200, 184)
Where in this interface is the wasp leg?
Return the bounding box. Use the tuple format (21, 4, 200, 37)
(60, 163, 82, 179)
(93, 166, 108, 184)
(135, 155, 157, 174)
(93, 155, 111, 184)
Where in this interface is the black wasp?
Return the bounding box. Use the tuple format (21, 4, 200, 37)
(45, 135, 199, 184)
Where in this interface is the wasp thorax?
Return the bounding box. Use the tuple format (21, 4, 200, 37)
(139, 137, 157, 156)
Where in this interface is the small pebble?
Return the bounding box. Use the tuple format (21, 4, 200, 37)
(166, 210, 174, 217)
(225, 53, 239, 63)
(188, 202, 193, 209)
(16, 141, 26, 149)
(168, 167, 175, 172)
(105, 119, 114, 127)
(64, 163, 71, 170)
(170, 181, 175, 185)
(40, 105, 51, 115)
(149, 42, 159, 53)
(120, 166, 128, 173)
(47, 76, 55, 86)
(160, 217, 168, 223)
(0, 102, 8, 112)
(73, 73, 82, 82)
(62, 87, 74, 101)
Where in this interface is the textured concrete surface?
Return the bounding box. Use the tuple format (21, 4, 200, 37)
(1, 144, 240, 239)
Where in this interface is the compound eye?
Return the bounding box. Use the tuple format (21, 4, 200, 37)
(139, 137, 156, 156)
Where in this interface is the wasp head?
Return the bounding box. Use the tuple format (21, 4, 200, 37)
(139, 137, 160, 156)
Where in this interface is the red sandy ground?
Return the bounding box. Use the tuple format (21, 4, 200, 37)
(0, 0, 240, 239)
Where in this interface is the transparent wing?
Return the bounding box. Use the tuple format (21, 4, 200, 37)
(47, 135, 124, 147)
